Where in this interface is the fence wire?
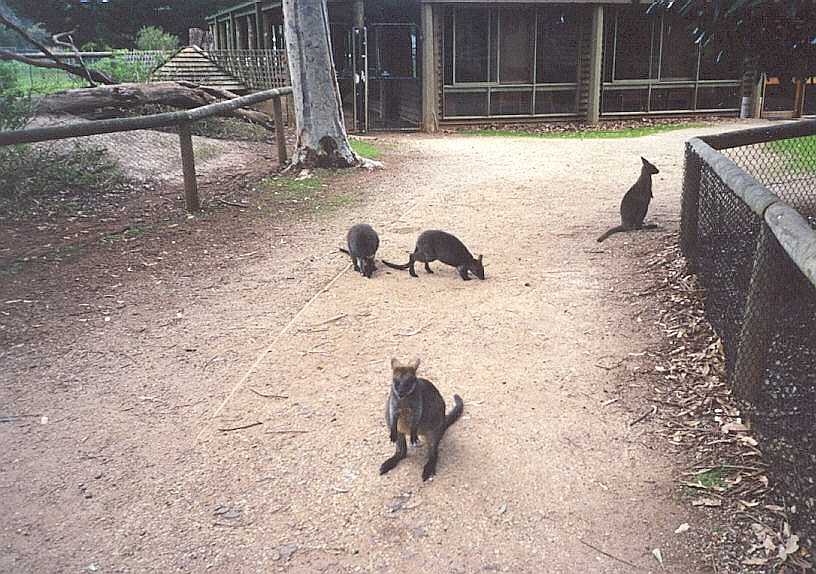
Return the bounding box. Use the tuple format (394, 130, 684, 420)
(683, 131, 816, 546)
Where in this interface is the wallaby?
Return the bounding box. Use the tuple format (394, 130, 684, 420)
(380, 358, 464, 481)
(339, 223, 380, 278)
(597, 157, 660, 242)
(382, 230, 485, 281)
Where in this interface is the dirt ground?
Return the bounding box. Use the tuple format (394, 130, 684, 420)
(1, 122, 769, 573)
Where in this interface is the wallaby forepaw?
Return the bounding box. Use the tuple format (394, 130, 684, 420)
(389, 430, 398, 443)
(421, 462, 436, 481)
(410, 432, 419, 446)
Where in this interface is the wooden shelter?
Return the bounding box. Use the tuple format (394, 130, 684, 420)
(208, 0, 758, 132)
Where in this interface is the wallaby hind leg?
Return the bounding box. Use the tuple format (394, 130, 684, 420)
(421, 432, 441, 481)
(380, 434, 408, 475)
(424, 261, 434, 274)
(352, 257, 360, 272)
(408, 253, 419, 278)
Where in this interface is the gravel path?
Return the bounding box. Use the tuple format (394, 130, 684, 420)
(1, 122, 758, 573)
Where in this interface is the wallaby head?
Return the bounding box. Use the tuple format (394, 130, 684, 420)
(470, 254, 485, 280)
(641, 157, 660, 175)
(391, 357, 420, 398)
(361, 256, 375, 278)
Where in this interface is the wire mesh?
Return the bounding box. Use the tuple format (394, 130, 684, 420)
(723, 134, 816, 217)
(683, 132, 816, 547)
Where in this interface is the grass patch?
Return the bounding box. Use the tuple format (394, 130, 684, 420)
(464, 124, 703, 139)
(692, 467, 726, 490)
(260, 175, 322, 200)
(257, 173, 355, 214)
(102, 226, 147, 243)
(350, 138, 383, 160)
(768, 135, 816, 172)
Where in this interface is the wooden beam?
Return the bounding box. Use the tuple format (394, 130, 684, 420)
(586, 5, 603, 125)
(421, 4, 438, 133)
(256, 1, 266, 49)
(701, 118, 816, 150)
(353, 0, 365, 28)
(0, 86, 293, 146)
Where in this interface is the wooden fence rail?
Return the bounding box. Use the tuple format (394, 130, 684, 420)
(0, 86, 293, 213)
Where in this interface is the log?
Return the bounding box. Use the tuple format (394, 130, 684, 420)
(36, 82, 276, 130)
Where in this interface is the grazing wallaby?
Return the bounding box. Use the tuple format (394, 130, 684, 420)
(382, 230, 485, 281)
(339, 223, 380, 278)
(597, 157, 660, 243)
(380, 358, 464, 481)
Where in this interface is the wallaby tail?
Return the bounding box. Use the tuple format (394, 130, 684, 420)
(382, 259, 411, 271)
(596, 225, 627, 243)
(339, 247, 351, 255)
(443, 394, 464, 432)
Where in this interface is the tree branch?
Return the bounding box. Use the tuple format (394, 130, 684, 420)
(0, 13, 113, 85)
(52, 30, 97, 87)
(0, 49, 113, 85)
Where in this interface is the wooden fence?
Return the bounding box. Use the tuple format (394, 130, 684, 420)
(206, 49, 290, 90)
(0, 87, 293, 213)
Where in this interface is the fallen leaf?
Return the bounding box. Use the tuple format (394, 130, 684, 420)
(742, 557, 769, 566)
(692, 497, 722, 507)
(652, 548, 664, 566)
(721, 421, 749, 434)
(674, 523, 690, 534)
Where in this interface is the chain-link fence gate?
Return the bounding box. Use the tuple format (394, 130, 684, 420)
(681, 120, 816, 546)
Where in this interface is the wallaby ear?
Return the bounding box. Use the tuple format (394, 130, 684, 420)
(478, 254, 483, 263)
(641, 156, 648, 164)
(390, 357, 399, 370)
(408, 357, 421, 371)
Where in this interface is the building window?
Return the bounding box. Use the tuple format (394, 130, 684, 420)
(602, 7, 742, 114)
(442, 6, 580, 118)
(536, 8, 579, 84)
(454, 8, 491, 83)
(499, 8, 534, 84)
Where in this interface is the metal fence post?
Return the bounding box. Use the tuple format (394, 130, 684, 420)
(272, 96, 288, 166)
(178, 121, 201, 213)
(733, 222, 783, 405)
(680, 142, 702, 269)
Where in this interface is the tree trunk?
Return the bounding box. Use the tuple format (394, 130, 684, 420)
(36, 81, 276, 129)
(281, 0, 362, 169)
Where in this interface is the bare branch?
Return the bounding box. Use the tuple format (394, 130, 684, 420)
(0, 13, 113, 85)
(53, 30, 96, 87)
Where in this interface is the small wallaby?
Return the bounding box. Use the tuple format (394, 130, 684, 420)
(339, 223, 380, 278)
(380, 358, 463, 481)
(382, 230, 485, 281)
(597, 157, 660, 243)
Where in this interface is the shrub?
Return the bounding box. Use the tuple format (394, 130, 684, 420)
(135, 26, 179, 52)
(91, 52, 156, 83)
(0, 67, 127, 216)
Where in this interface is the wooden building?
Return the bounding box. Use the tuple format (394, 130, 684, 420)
(207, 0, 761, 132)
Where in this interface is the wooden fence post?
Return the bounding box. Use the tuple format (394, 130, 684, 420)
(272, 96, 287, 166)
(733, 222, 783, 404)
(178, 121, 200, 212)
(680, 141, 702, 267)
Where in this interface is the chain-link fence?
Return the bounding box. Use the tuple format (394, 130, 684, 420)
(5, 51, 171, 94)
(681, 120, 816, 547)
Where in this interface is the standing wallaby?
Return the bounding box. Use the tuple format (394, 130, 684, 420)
(339, 223, 380, 278)
(380, 358, 464, 481)
(382, 230, 485, 281)
(597, 157, 660, 242)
